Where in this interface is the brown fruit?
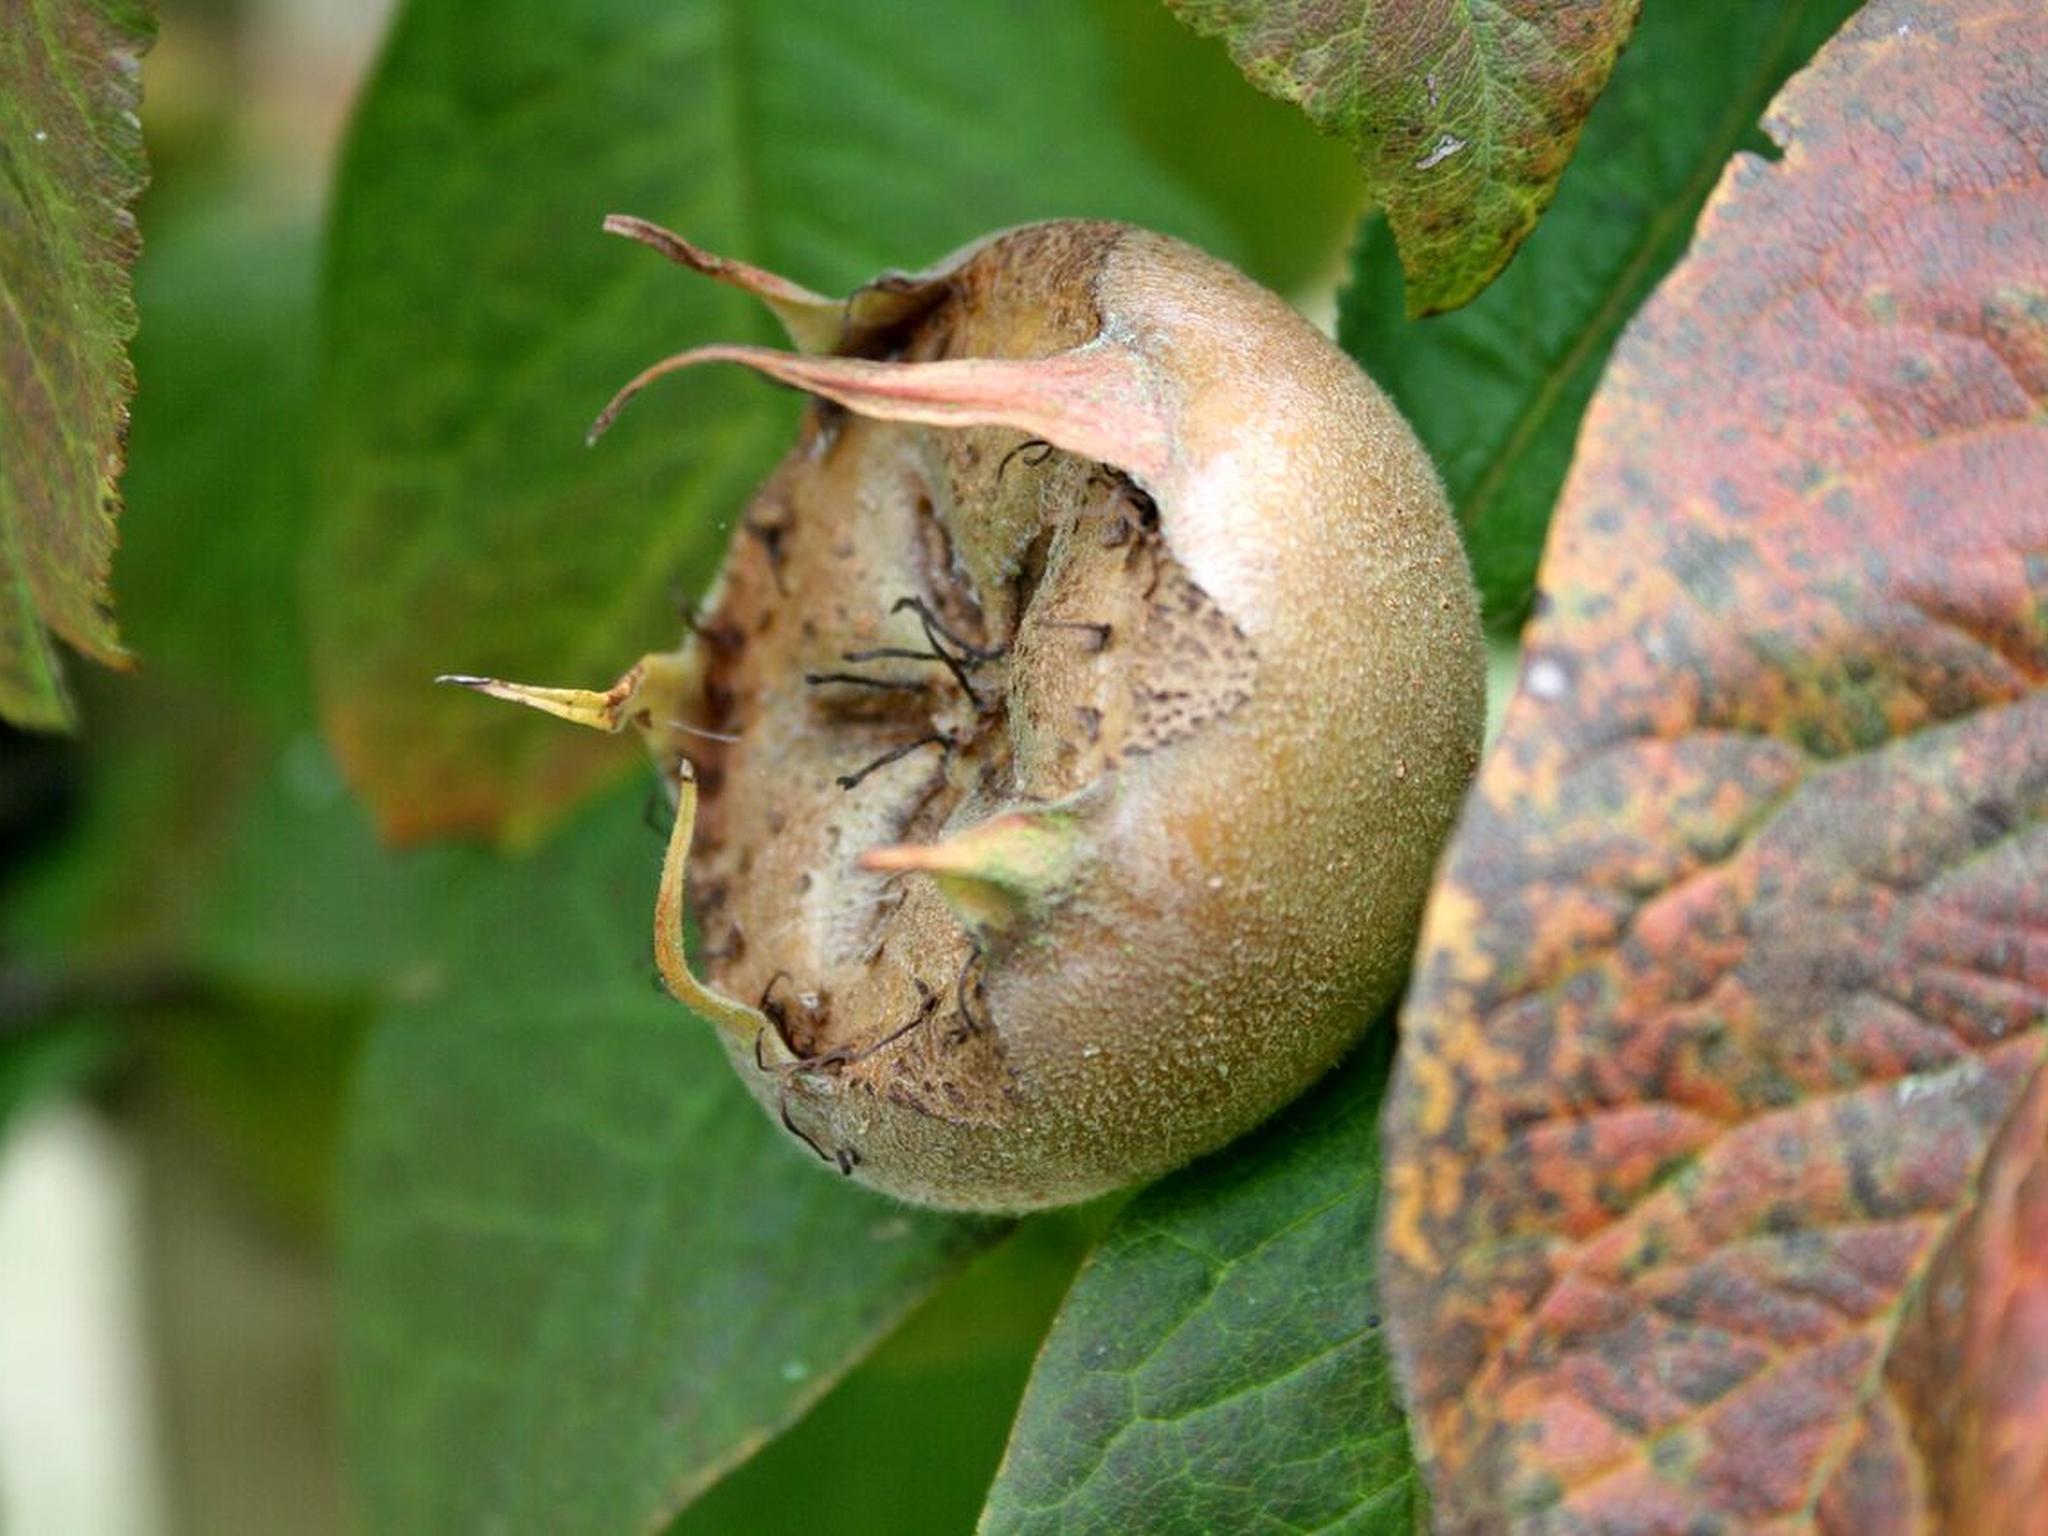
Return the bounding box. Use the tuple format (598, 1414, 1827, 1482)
(451, 217, 1483, 1211)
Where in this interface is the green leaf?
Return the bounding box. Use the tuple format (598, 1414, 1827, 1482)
(982, 1026, 1421, 1536)
(152, 991, 368, 1231)
(0, 0, 154, 728)
(1092, 0, 1361, 297)
(192, 734, 481, 1000)
(118, 192, 319, 729)
(673, 1212, 1099, 1536)
(310, 0, 1247, 844)
(1340, 0, 1864, 629)
(341, 782, 1002, 1535)
(1166, 0, 1638, 316)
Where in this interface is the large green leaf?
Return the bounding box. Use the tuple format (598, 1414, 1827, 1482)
(192, 736, 480, 1000)
(982, 1027, 1421, 1535)
(341, 783, 1001, 1535)
(0, 0, 153, 728)
(309, 0, 1249, 844)
(1341, 0, 1862, 630)
(1167, 0, 1638, 316)
(117, 194, 318, 730)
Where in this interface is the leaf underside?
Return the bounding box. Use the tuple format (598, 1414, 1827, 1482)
(982, 1029, 1423, 1536)
(1167, 0, 1640, 316)
(1381, 1, 2048, 1530)
(308, 0, 1242, 845)
(1341, 0, 1867, 631)
(0, 0, 153, 728)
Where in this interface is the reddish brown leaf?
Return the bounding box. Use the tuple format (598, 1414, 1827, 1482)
(1380, 2, 2048, 1531)
(0, 0, 153, 729)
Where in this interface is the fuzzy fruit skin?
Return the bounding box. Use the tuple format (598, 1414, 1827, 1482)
(479, 220, 1484, 1211)
(647, 223, 1486, 1211)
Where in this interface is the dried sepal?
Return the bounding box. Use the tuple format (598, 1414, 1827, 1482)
(587, 341, 1170, 482)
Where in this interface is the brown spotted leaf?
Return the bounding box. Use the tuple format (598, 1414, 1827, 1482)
(0, 0, 153, 729)
(1380, 2, 2048, 1531)
(1166, 0, 1639, 315)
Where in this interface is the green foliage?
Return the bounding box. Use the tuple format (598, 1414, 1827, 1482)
(0, 1019, 117, 1138)
(118, 196, 319, 730)
(1167, 0, 1638, 316)
(983, 1029, 1420, 1536)
(0, 0, 154, 727)
(1341, 0, 1864, 629)
(1091, 0, 1360, 294)
(673, 1213, 1101, 1536)
(339, 781, 1001, 1535)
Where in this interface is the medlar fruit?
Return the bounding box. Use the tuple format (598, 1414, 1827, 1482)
(450, 217, 1482, 1211)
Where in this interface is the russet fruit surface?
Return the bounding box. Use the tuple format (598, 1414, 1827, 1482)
(459, 218, 1483, 1211)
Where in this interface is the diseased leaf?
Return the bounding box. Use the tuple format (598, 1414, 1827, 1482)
(310, 0, 1243, 844)
(0, 0, 153, 728)
(983, 1029, 1423, 1536)
(341, 783, 1001, 1535)
(1341, 0, 1863, 630)
(1381, 3, 2048, 1530)
(1166, 0, 1638, 316)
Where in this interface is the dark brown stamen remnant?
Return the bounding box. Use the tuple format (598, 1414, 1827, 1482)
(834, 732, 952, 792)
(803, 671, 929, 693)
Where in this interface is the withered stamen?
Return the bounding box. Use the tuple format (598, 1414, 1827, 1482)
(891, 594, 1003, 662)
(835, 732, 950, 791)
(803, 671, 929, 693)
(997, 436, 1055, 481)
(888, 595, 998, 706)
(779, 1095, 836, 1165)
